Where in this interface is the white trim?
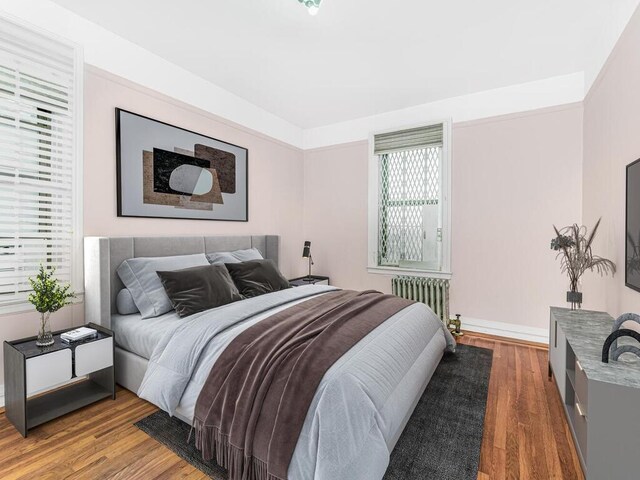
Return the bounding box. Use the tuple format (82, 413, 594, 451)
(366, 266, 452, 279)
(462, 316, 549, 345)
(304, 72, 585, 149)
(0, 385, 4, 409)
(368, 119, 452, 277)
(0, 2, 591, 152)
(441, 121, 452, 275)
(0, 2, 588, 151)
(72, 42, 85, 299)
(367, 134, 379, 272)
(0, 0, 304, 148)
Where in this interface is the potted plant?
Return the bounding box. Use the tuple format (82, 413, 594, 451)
(550, 218, 616, 310)
(28, 265, 76, 347)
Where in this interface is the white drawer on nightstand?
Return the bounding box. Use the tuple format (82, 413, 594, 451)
(5, 325, 116, 437)
(26, 349, 72, 395)
(75, 337, 113, 376)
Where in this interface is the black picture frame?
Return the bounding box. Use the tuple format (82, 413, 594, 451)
(115, 108, 249, 222)
(626, 157, 640, 292)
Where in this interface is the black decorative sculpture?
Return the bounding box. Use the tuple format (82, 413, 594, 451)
(602, 312, 640, 362)
(610, 313, 640, 360)
(602, 329, 640, 363)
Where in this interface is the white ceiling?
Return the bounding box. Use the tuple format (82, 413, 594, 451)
(51, 0, 639, 129)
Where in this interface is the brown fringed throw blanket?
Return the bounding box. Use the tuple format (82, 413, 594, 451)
(192, 289, 413, 480)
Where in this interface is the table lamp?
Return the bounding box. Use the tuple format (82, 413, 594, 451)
(302, 241, 314, 281)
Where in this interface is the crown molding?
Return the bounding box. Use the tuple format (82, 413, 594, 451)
(0, 0, 305, 148)
(303, 72, 585, 150)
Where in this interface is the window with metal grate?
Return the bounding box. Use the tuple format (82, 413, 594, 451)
(369, 122, 451, 276)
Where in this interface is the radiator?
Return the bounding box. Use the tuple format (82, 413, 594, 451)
(392, 276, 450, 323)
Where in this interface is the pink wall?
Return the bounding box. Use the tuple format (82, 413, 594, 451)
(582, 6, 640, 317)
(304, 142, 391, 293)
(84, 67, 307, 277)
(452, 106, 583, 330)
(304, 104, 584, 332)
(0, 67, 307, 387)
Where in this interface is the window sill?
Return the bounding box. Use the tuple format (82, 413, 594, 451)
(0, 293, 84, 316)
(367, 266, 452, 279)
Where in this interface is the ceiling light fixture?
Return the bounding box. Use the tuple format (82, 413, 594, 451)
(298, 0, 321, 16)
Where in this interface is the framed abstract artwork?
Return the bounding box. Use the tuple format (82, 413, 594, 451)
(115, 109, 248, 221)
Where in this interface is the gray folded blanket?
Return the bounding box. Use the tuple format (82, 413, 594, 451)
(193, 289, 414, 480)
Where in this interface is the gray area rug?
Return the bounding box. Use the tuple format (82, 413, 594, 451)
(135, 344, 492, 480)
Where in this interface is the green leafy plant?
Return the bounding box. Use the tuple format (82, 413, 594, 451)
(550, 218, 616, 293)
(28, 265, 75, 314)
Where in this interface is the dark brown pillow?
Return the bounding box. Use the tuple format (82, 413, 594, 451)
(157, 264, 242, 318)
(224, 259, 291, 298)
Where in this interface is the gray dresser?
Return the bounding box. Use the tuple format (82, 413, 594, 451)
(549, 307, 640, 480)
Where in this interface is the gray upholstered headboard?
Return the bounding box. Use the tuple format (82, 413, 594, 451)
(84, 235, 279, 328)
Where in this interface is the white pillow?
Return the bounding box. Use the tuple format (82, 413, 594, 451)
(116, 289, 139, 315)
(206, 248, 264, 265)
(116, 253, 209, 319)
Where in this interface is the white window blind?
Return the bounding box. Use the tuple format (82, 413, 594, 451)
(374, 124, 443, 155)
(0, 17, 82, 311)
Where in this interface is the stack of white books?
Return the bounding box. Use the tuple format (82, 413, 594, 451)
(61, 327, 97, 343)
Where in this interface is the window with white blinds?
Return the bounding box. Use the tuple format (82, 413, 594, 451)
(368, 122, 451, 276)
(0, 17, 82, 312)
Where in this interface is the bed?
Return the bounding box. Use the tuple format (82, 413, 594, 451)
(84, 235, 454, 480)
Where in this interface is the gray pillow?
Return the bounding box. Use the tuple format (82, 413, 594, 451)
(116, 289, 139, 315)
(157, 264, 242, 318)
(206, 248, 263, 265)
(116, 253, 209, 319)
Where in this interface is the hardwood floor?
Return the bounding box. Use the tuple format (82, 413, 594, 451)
(458, 333, 584, 480)
(0, 333, 584, 479)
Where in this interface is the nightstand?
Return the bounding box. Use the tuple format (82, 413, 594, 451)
(3, 322, 115, 437)
(289, 275, 330, 287)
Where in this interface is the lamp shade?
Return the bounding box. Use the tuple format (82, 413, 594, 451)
(302, 241, 311, 258)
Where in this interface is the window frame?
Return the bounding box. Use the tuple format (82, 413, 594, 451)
(0, 14, 84, 314)
(367, 120, 452, 279)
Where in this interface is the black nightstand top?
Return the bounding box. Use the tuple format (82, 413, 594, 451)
(7, 323, 112, 360)
(289, 275, 330, 287)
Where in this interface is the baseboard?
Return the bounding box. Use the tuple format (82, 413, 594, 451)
(0, 384, 4, 409)
(461, 316, 549, 345)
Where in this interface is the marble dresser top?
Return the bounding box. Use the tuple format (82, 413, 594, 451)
(551, 307, 640, 389)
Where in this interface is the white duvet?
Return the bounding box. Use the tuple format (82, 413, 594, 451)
(138, 285, 455, 480)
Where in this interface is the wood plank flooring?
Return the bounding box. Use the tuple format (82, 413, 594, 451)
(459, 334, 583, 480)
(0, 332, 584, 479)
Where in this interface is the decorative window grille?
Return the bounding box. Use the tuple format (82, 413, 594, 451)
(374, 124, 444, 270)
(0, 17, 82, 311)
